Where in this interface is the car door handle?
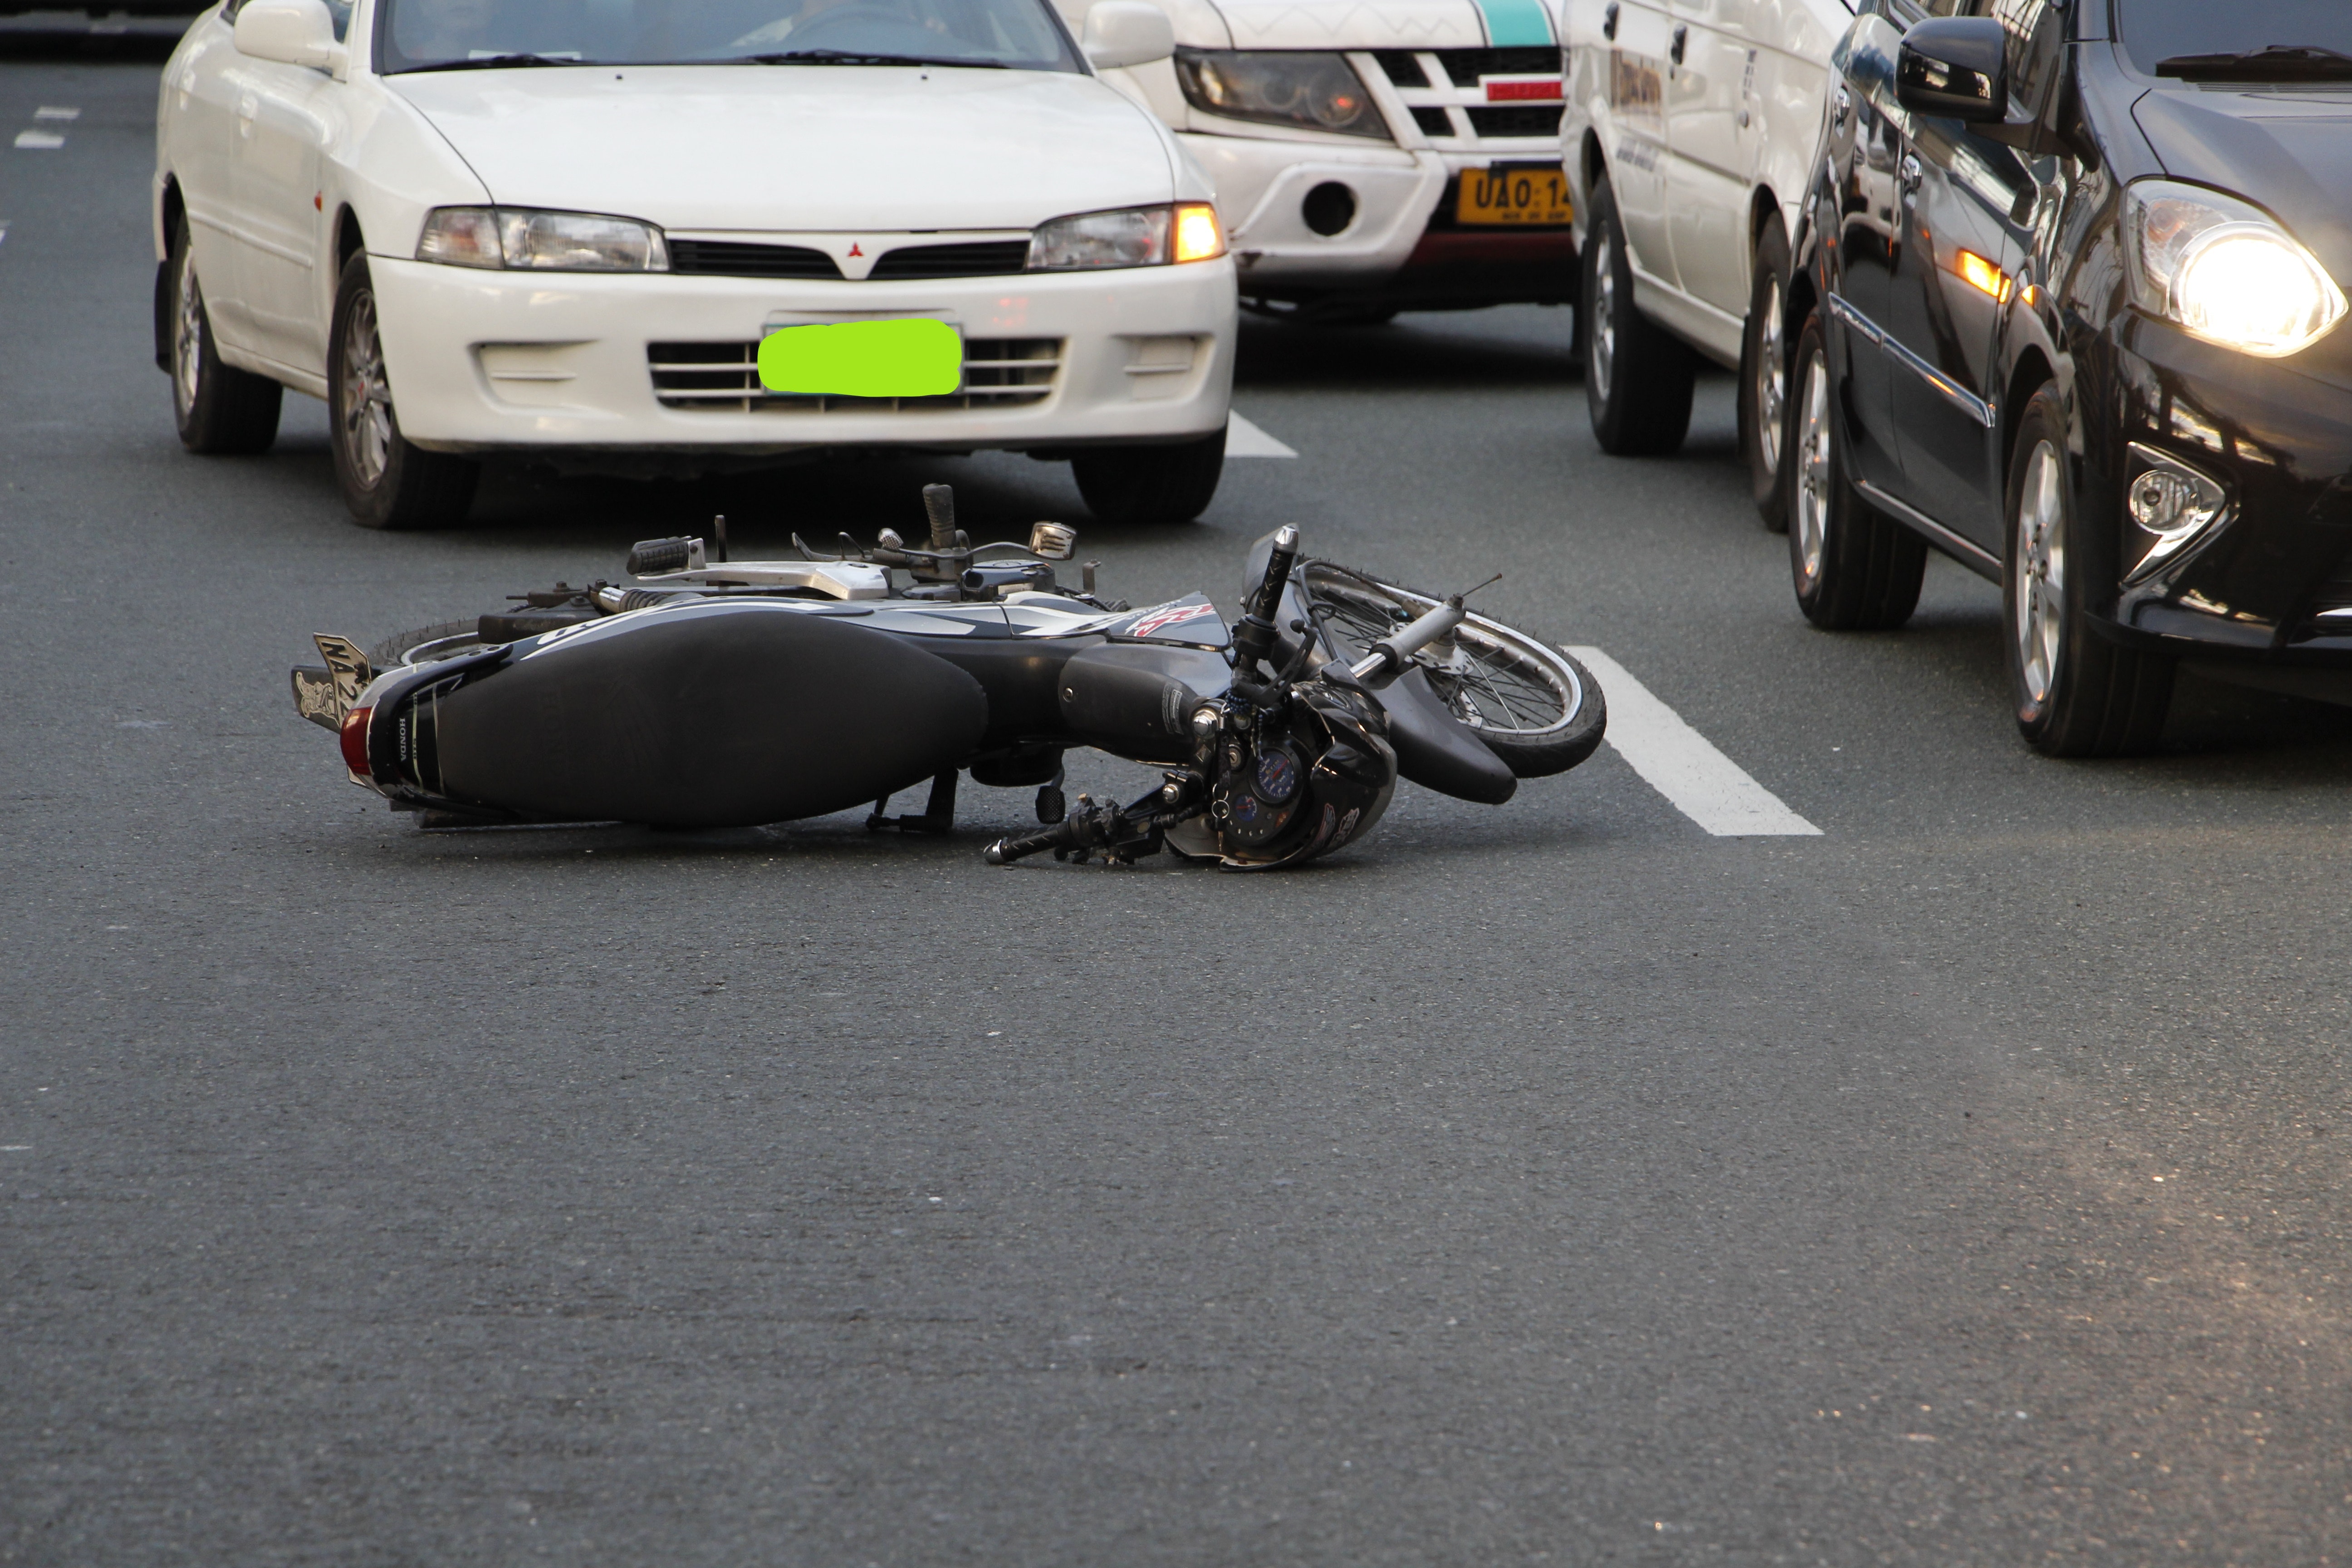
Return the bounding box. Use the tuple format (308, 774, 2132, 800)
(1601, 1, 1618, 42)
(1669, 24, 1687, 65)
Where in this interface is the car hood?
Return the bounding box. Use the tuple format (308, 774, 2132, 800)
(388, 67, 1175, 231)
(2133, 84, 2352, 279)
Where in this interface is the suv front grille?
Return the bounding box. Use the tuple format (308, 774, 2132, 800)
(1363, 45, 1563, 147)
(647, 337, 1063, 413)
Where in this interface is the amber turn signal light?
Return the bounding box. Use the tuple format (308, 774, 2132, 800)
(1173, 203, 1226, 264)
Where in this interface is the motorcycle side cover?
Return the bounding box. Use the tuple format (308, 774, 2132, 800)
(428, 601, 987, 828)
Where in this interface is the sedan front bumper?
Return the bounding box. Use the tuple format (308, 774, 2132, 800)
(365, 254, 1237, 458)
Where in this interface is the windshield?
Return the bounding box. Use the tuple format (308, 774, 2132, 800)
(2117, 0, 2352, 76)
(377, 0, 1082, 73)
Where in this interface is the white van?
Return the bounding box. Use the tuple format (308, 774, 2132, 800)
(1560, 0, 1856, 524)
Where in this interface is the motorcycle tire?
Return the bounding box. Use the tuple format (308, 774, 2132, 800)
(1296, 561, 1606, 778)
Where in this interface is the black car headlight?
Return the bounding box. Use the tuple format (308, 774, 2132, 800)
(1174, 49, 1387, 139)
(2124, 179, 2345, 357)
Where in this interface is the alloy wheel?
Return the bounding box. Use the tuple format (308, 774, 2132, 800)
(2014, 438, 2067, 707)
(1753, 275, 1784, 475)
(1792, 349, 1831, 590)
(1588, 228, 1616, 402)
(173, 240, 204, 417)
(339, 290, 393, 489)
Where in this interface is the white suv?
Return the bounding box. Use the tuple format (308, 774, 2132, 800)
(1064, 0, 1579, 322)
(1560, 0, 1854, 523)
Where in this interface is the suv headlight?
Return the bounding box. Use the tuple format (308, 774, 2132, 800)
(1174, 49, 1387, 138)
(416, 207, 670, 272)
(2125, 179, 2345, 357)
(1028, 203, 1225, 270)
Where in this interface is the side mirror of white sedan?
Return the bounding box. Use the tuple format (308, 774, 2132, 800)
(234, 0, 346, 72)
(1082, 1, 1175, 70)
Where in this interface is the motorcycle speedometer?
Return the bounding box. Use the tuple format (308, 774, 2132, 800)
(1254, 748, 1299, 803)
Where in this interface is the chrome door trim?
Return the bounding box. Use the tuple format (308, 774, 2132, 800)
(1826, 289, 1994, 429)
(1855, 475, 2002, 579)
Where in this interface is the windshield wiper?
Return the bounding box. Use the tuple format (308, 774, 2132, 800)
(2156, 44, 2352, 79)
(735, 49, 1005, 68)
(397, 52, 583, 73)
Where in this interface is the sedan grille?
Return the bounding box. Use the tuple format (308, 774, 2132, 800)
(647, 337, 1063, 413)
(869, 240, 1033, 279)
(667, 239, 843, 279)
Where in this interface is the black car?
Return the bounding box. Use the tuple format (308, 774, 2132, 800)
(1782, 0, 2352, 753)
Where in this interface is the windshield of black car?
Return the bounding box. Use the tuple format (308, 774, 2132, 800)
(378, 0, 1081, 74)
(2117, 0, 2352, 75)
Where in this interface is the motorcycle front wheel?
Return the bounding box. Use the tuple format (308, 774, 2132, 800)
(1296, 562, 1606, 778)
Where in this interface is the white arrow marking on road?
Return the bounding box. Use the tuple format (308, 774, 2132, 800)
(1227, 413, 1296, 458)
(1564, 646, 1822, 837)
(14, 131, 65, 150)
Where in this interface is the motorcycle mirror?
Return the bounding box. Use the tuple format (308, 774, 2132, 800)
(1029, 521, 1078, 561)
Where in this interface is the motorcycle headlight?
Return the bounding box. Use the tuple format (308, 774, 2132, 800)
(1173, 49, 1387, 139)
(1028, 203, 1225, 270)
(416, 207, 670, 272)
(2125, 179, 2344, 357)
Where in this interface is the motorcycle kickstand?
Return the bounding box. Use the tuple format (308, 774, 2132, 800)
(867, 769, 958, 835)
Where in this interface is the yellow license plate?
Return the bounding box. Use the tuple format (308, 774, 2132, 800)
(1456, 166, 1573, 226)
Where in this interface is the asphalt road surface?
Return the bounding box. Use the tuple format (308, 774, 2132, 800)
(10, 39, 2352, 1568)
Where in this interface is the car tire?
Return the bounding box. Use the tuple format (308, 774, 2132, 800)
(1582, 170, 1694, 456)
(1070, 426, 1225, 525)
(2004, 386, 2175, 755)
(1784, 310, 1925, 631)
(168, 212, 282, 456)
(1738, 218, 1793, 531)
(329, 251, 479, 530)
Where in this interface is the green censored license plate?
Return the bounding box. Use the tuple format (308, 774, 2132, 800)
(756, 318, 962, 397)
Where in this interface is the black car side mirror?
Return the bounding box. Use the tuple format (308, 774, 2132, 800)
(1895, 16, 2007, 122)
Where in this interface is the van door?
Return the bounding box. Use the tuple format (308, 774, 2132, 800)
(1600, 0, 1678, 289)
(1661, 0, 1755, 318)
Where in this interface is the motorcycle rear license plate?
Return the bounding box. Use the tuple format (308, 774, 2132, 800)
(1455, 166, 1572, 226)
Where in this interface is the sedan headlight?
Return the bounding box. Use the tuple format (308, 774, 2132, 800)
(416, 207, 670, 272)
(1028, 203, 1225, 270)
(2125, 179, 2345, 357)
(1173, 49, 1386, 138)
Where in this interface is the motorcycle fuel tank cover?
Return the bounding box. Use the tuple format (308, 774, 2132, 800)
(431, 601, 988, 828)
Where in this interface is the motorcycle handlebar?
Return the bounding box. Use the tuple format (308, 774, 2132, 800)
(1346, 597, 1466, 686)
(1247, 526, 1300, 621)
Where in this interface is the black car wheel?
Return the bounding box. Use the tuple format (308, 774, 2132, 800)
(1784, 310, 1924, 630)
(329, 251, 480, 530)
(1738, 218, 1793, 531)
(1582, 170, 1694, 456)
(2004, 386, 2175, 755)
(168, 211, 282, 456)
(1070, 426, 1225, 525)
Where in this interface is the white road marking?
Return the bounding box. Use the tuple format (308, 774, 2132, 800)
(13, 130, 64, 150)
(34, 107, 80, 120)
(1564, 646, 1822, 837)
(1227, 412, 1296, 458)
(0, 223, 9, 246)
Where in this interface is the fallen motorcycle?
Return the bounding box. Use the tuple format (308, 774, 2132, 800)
(291, 485, 1605, 868)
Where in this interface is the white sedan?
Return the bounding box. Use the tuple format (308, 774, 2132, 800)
(152, 0, 1238, 528)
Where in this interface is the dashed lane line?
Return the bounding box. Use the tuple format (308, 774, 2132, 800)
(34, 107, 79, 121)
(13, 130, 64, 150)
(1227, 412, 1296, 459)
(1564, 645, 1822, 838)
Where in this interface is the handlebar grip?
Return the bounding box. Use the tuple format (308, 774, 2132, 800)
(922, 484, 957, 553)
(1247, 525, 1300, 620)
(984, 823, 1071, 865)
